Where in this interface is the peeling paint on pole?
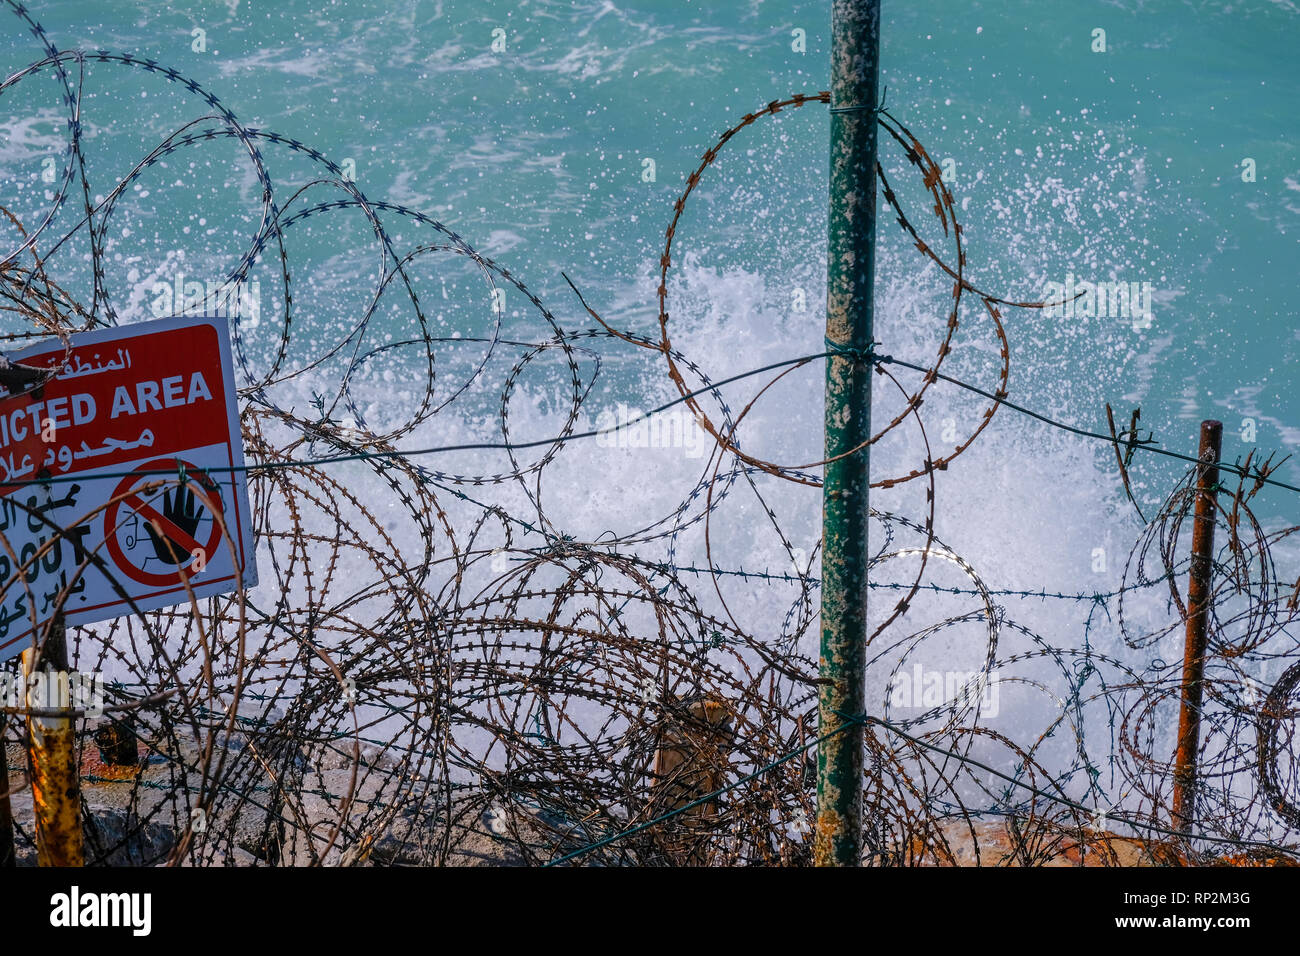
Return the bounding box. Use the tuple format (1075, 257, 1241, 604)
(816, 0, 881, 867)
(23, 614, 84, 867)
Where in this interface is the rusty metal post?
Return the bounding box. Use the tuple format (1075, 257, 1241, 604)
(1171, 419, 1222, 836)
(23, 612, 83, 866)
(816, 0, 881, 866)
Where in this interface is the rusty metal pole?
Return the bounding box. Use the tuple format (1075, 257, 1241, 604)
(23, 611, 83, 866)
(1171, 419, 1222, 837)
(816, 0, 881, 866)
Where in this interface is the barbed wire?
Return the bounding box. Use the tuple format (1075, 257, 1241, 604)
(0, 2, 1296, 867)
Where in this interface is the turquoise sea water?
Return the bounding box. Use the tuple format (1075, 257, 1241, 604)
(0, 0, 1295, 560)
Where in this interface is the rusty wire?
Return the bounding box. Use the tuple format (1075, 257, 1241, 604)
(0, 2, 1297, 867)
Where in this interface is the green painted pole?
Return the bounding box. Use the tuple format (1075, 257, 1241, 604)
(816, 0, 881, 867)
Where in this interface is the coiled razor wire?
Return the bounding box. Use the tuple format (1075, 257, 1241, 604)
(0, 4, 1297, 867)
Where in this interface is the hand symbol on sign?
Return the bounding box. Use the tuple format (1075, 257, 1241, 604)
(144, 486, 205, 565)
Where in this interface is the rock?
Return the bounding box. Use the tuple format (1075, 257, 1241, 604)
(81, 806, 176, 866)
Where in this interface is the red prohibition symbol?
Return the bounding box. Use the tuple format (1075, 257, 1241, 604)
(105, 458, 225, 588)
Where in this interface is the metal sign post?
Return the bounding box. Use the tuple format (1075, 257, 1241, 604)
(1171, 419, 1222, 839)
(23, 612, 83, 866)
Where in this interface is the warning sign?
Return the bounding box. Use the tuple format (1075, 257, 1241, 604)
(0, 315, 257, 662)
(105, 460, 228, 588)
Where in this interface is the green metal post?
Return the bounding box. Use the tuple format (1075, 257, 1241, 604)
(816, 0, 882, 866)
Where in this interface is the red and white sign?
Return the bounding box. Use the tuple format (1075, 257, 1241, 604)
(0, 315, 257, 661)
